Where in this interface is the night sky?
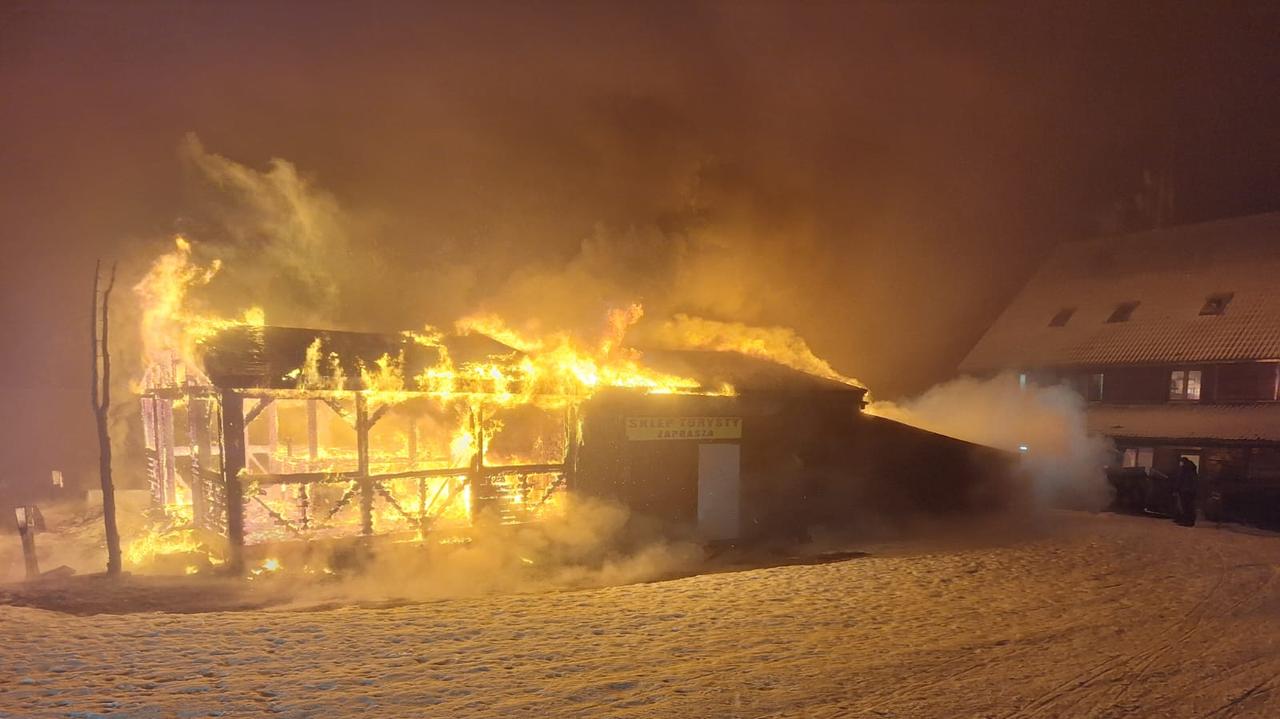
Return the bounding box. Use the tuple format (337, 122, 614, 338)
(2, 1, 1279, 499)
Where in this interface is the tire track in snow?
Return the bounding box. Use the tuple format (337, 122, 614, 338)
(1012, 536, 1279, 719)
(1006, 532, 1231, 719)
(1200, 677, 1275, 719)
(1095, 543, 1234, 708)
(1094, 551, 1279, 716)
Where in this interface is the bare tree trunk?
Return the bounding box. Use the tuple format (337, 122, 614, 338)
(92, 260, 122, 575)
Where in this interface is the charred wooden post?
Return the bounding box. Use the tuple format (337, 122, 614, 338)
(220, 390, 247, 573)
(565, 403, 581, 490)
(159, 398, 177, 504)
(356, 393, 374, 536)
(188, 396, 212, 527)
(307, 399, 319, 460)
(298, 484, 310, 531)
(470, 404, 498, 523)
(417, 477, 428, 528)
(242, 397, 273, 474)
(265, 400, 279, 473)
(142, 397, 163, 509)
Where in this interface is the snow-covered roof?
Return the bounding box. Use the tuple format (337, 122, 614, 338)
(1086, 403, 1280, 443)
(961, 213, 1280, 373)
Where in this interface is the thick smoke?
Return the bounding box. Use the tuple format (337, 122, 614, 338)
(173, 134, 382, 329)
(0, 494, 704, 603)
(867, 373, 1113, 509)
(165, 135, 847, 358)
(278, 497, 704, 605)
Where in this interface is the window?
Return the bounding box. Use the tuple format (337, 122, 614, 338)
(1106, 301, 1140, 323)
(1199, 292, 1234, 316)
(1122, 447, 1154, 469)
(1087, 372, 1104, 402)
(1169, 369, 1202, 401)
(1048, 307, 1076, 327)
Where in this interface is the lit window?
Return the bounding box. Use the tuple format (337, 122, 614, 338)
(1122, 447, 1154, 468)
(1199, 292, 1234, 316)
(1049, 307, 1076, 327)
(1106, 301, 1140, 323)
(1169, 369, 1202, 400)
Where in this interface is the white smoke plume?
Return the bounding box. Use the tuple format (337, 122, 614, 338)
(867, 373, 1113, 509)
(289, 497, 704, 605)
(1, 495, 705, 606)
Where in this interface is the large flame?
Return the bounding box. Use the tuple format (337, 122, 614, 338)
(649, 314, 863, 388)
(130, 237, 861, 570)
(134, 236, 265, 384)
(453, 304, 711, 401)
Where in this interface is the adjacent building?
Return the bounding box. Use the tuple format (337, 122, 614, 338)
(961, 213, 1280, 526)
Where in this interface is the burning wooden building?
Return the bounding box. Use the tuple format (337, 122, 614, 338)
(140, 324, 579, 570)
(140, 320, 1015, 570)
(577, 351, 1017, 542)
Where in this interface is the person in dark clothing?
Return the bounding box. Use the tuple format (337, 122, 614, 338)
(1173, 457, 1199, 527)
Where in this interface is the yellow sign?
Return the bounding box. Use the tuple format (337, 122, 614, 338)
(625, 416, 743, 441)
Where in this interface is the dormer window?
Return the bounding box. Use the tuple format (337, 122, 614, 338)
(1169, 369, 1202, 401)
(1048, 307, 1075, 327)
(1199, 292, 1234, 316)
(1106, 301, 1140, 323)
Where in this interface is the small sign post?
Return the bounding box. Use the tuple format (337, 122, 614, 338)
(15, 506, 41, 579)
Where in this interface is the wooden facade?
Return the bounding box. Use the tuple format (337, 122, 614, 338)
(575, 387, 1018, 542)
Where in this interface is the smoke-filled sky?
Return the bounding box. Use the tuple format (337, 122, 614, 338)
(2, 1, 1279, 497)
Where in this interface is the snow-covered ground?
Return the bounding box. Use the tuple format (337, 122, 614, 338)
(2, 511, 1278, 718)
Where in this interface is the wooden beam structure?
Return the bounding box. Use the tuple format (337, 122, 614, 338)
(307, 399, 319, 460)
(188, 397, 211, 528)
(220, 390, 247, 573)
(139, 381, 578, 564)
(356, 393, 373, 536)
(243, 397, 274, 426)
